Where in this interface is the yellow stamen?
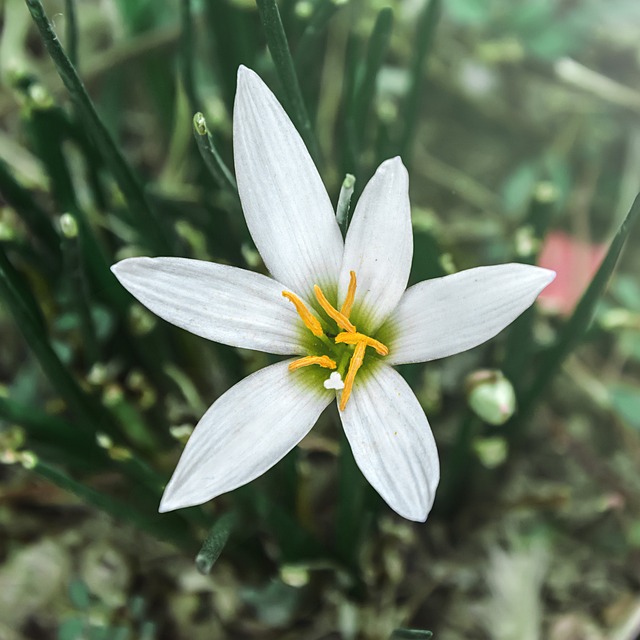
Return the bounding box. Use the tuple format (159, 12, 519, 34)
(314, 285, 356, 333)
(282, 291, 324, 337)
(340, 270, 357, 317)
(340, 341, 366, 411)
(335, 331, 389, 356)
(288, 355, 337, 371)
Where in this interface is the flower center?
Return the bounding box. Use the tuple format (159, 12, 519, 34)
(282, 271, 389, 411)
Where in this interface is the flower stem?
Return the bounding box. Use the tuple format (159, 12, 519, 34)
(192, 112, 238, 196)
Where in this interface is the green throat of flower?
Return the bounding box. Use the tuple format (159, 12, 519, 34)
(282, 271, 389, 411)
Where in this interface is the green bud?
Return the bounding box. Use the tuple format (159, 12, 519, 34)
(514, 225, 539, 259)
(27, 83, 54, 110)
(102, 384, 124, 407)
(59, 213, 79, 238)
(19, 451, 38, 470)
(96, 433, 113, 449)
(472, 437, 508, 468)
(439, 253, 456, 275)
(466, 370, 516, 425)
(193, 112, 207, 136)
(129, 303, 156, 335)
(87, 363, 108, 386)
(294, 1, 314, 19)
(169, 424, 194, 444)
(280, 564, 310, 587)
(534, 181, 558, 203)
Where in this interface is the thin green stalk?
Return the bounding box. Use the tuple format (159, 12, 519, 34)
(0, 245, 115, 437)
(0, 396, 105, 465)
(255, 0, 321, 163)
(352, 8, 393, 146)
(193, 113, 238, 195)
(399, 0, 441, 164)
(437, 413, 480, 514)
(63, 0, 78, 67)
(294, 0, 343, 73)
(0, 396, 202, 530)
(34, 460, 197, 551)
(24, 101, 130, 314)
(24, 0, 172, 254)
(336, 428, 368, 568)
(0, 159, 61, 263)
(180, 0, 199, 114)
(235, 485, 325, 564)
(515, 192, 640, 432)
(60, 217, 100, 366)
(195, 512, 236, 574)
(203, 0, 253, 110)
(390, 630, 433, 639)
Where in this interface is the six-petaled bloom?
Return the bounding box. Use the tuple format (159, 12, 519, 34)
(111, 66, 555, 521)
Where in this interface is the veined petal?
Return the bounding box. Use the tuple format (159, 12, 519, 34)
(338, 157, 412, 333)
(233, 66, 343, 299)
(339, 364, 439, 522)
(111, 257, 307, 355)
(159, 361, 332, 512)
(383, 264, 556, 365)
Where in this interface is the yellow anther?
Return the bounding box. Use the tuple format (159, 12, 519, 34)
(282, 291, 324, 337)
(314, 285, 356, 333)
(339, 342, 366, 411)
(289, 355, 337, 371)
(335, 331, 389, 356)
(340, 270, 357, 317)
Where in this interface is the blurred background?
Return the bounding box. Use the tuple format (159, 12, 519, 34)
(1, 0, 640, 638)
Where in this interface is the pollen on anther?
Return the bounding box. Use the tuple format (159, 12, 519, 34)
(324, 371, 345, 390)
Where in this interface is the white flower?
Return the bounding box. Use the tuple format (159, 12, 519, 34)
(111, 66, 555, 522)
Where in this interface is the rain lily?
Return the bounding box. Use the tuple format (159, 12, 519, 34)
(111, 67, 555, 522)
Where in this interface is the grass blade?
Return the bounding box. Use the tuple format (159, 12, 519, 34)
(0, 159, 61, 262)
(352, 7, 393, 146)
(0, 396, 106, 466)
(63, 0, 78, 67)
(24, 0, 172, 254)
(255, 0, 321, 163)
(390, 629, 433, 639)
(0, 245, 114, 436)
(34, 460, 197, 551)
(195, 512, 236, 574)
(516, 192, 640, 430)
(399, 0, 441, 165)
(294, 0, 344, 73)
(180, 0, 199, 114)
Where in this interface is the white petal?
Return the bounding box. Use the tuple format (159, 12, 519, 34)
(383, 264, 556, 365)
(159, 360, 332, 512)
(111, 257, 306, 355)
(339, 364, 439, 521)
(338, 157, 412, 333)
(233, 66, 343, 299)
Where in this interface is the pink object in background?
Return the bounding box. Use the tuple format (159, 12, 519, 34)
(538, 231, 607, 316)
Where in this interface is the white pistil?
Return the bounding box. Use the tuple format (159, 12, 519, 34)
(324, 371, 345, 390)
